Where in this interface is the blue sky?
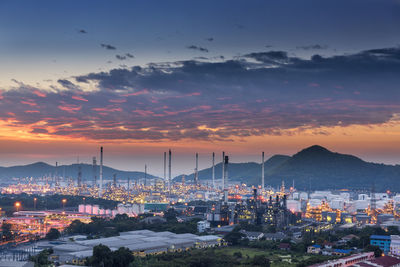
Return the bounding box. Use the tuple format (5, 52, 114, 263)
(0, 0, 400, 174)
(1, 0, 399, 87)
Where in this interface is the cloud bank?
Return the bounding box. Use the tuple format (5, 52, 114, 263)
(2, 47, 400, 142)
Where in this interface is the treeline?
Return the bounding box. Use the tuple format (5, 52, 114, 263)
(65, 212, 201, 237)
(87, 245, 271, 267)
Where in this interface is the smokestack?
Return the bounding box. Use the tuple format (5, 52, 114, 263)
(92, 157, 97, 187)
(163, 152, 166, 182)
(194, 153, 199, 185)
(222, 151, 225, 189)
(127, 177, 130, 191)
(224, 155, 229, 190)
(144, 164, 147, 186)
(113, 174, 116, 187)
(168, 149, 171, 193)
(212, 152, 215, 189)
(55, 162, 58, 185)
(99, 147, 103, 197)
(223, 155, 229, 203)
(78, 164, 82, 187)
(261, 152, 265, 191)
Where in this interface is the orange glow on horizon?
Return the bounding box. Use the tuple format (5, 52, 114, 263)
(0, 115, 400, 166)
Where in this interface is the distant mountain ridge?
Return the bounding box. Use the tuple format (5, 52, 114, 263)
(175, 145, 400, 191)
(0, 162, 156, 183)
(1, 145, 399, 191)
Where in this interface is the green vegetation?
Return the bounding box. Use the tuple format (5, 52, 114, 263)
(65, 213, 201, 237)
(1, 222, 14, 241)
(29, 248, 53, 267)
(87, 245, 134, 267)
(45, 228, 60, 240)
(85, 245, 335, 267)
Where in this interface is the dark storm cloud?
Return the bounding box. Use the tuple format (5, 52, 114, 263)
(297, 44, 328, 50)
(57, 79, 79, 90)
(116, 55, 127, 60)
(1, 47, 400, 141)
(245, 51, 289, 63)
(126, 53, 134, 58)
(100, 43, 116, 50)
(78, 29, 87, 34)
(205, 37, 214, 42)
(186, 45, 209, 52)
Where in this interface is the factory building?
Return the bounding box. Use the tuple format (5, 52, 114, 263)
(50, 230, 221, 265)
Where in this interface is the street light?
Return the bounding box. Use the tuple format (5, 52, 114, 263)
(15, 202, 21, 212)
(62, 199, 67, 210)
(33, 198, 37, 210)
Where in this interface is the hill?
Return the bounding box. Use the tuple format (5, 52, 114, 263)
(177, 145, 400, 191)
(0, 162, 156, 182)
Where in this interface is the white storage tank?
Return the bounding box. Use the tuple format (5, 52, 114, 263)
(287, 200, 301, 212)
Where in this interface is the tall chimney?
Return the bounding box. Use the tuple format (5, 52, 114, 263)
(163, 152, 166, 183)
(224, 155, 229, 202)
(144, 164, 147, 186)
(261, 152, 265, 191)
(168, 149, 171, 193)
(212, 152, 215, 189)
(99, 146, 103, 197)
(55, 162, 58, 185)
(92, 157, 97, 187)
(222, 151, 225, 189)
(194, 153, 199, 185)
(224, 155, 229, 190)
(78, 164, 82, 188)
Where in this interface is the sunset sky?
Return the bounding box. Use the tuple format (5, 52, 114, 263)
(1, 0, 400, 175)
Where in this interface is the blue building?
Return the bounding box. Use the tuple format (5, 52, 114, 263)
(370, 235, 391, 253)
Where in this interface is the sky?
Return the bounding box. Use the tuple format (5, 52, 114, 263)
(0, 0, 400, 176)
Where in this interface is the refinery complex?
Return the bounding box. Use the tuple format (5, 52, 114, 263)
(1, 146, 400, 266)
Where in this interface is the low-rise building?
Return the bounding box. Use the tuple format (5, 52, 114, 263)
(371, 235, 391, 253)
(309, 252, 374, 267)
(197, 220, 210, 233)
(308, 244, 321, 254)
(239, 230, 264, 241)
(390, 235, 400, 256)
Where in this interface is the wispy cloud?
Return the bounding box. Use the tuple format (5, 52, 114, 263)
(100, 43, 116, 50)
(186, 45, 209, 52)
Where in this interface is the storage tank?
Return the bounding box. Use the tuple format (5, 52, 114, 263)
(287, 200, 301, 212)
(330, 198, 344, 210)
(358, 194, 368, 200)
(309, 199, 322, 208)
(354, 200, 369, 210)
(78, 204, 85, 213)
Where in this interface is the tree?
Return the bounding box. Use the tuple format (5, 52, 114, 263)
(164, 208, 178, 223)
(90, 244, 113, 267)
(112, 247, 135, 267)
(364, 245, 383, 257)
(233, 251, 242, 258)
(45, 228, 60, 240)
(252, 255, 270, 266)
(29, 248, 53, 267)
(1, 223, 13, 241)
(224, 231, 245, 246)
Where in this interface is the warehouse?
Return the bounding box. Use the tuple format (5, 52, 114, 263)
(51, 230, 221, 265)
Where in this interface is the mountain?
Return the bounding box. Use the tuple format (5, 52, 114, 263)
(176, 145, 400, 191)
(174, 155, 290, 184)
(0, 162, 157, 182)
